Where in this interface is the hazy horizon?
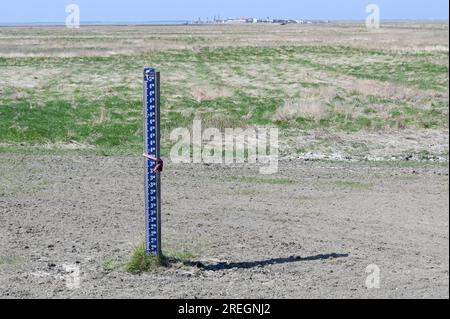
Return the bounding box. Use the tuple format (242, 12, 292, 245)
(0, 18, 448, 27)
(0, 0, 448, 24)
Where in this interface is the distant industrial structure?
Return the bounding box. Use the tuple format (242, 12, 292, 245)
(191, 16, 330, 25)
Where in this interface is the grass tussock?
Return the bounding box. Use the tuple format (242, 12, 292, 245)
(274, 98, 329, 122)
(191, 86, 233, 102)
(126, 243, 169, 274)
(125, 242, 195, 274)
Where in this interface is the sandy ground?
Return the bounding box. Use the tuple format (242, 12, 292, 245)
(0, 155, 448, 299)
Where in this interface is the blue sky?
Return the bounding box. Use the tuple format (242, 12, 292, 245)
(0, 0, 448, 23)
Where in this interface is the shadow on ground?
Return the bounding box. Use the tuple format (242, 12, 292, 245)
(189, 253, 350, 271)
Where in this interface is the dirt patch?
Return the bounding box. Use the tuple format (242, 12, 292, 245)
(0, 155, 448, 298)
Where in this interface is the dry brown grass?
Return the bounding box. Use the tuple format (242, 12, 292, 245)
(93, 107, 111, 124)
(0, 23, 447, 58)
(274, 86, 340, 121)
(201, 114, 246, 131)
(191, 86, 233, 102)
(275, 98, 328, 121)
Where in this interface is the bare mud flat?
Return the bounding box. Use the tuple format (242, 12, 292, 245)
(0, 155, 448, 299)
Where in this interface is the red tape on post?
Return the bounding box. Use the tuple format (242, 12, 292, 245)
(143, 153, 164, 172)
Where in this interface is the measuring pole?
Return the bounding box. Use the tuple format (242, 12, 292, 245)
(143, 67, 162, 257)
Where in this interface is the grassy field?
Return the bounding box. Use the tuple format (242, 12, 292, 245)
(0, 23, 448, 160)
(0, 24, 449, 299)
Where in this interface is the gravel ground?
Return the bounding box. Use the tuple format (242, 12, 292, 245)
(0, 155, 448, 299)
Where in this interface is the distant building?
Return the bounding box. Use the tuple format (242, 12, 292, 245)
(224, 18, 247, 24)
(192, 16, 315, 25)
(273, 19, 298, 25)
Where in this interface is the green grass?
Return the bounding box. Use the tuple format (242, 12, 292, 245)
(334, 180, 372, 189)
(168, 251, 196, 263)
(102, 258, 123, 272)
(328, 61, 448, 91)
(125, 243, 169, 274)
(226, 176, 296, 185)
(2, 93, 446, 154)
(0, 45, 448, 156)
(124, 242, 195, 274)
(0, 255, 22, 266)
(0, 97, 143, 151)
